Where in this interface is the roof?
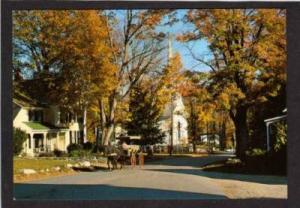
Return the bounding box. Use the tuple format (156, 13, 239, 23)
(264, 115, 287, 124)
(24, 122, 50, 130)
(23, 122, 68, 131)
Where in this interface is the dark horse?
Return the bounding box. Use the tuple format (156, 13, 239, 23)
(105, 146, 128, 171)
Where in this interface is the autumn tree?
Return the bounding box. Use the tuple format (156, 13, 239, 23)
(99, 10, 171, 145)
(180, 71, 208, 152)
(179, 9, 286, 159)
(13, 10, 116, 143)
(58, 11, 117, 143)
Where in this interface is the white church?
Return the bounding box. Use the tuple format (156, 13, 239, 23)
(158, 93, 189, 147)
(114, 35, 189, 148)
(158, 35, 189, 147)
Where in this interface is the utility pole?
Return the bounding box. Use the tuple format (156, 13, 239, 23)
(168, 33, 174, 156)
(170, 95, 174, 156)
(207, 121, 210, 153)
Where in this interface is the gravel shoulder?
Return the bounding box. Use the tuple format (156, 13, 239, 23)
(213, 176, 287, 199)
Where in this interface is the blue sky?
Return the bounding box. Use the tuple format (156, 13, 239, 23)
(114, 9, 212, 72)
(156, 9, 212, 72)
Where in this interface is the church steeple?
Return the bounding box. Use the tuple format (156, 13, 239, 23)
(168, 33, 173, 61)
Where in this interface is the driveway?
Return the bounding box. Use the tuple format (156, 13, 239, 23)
(14, 154, 287, 200)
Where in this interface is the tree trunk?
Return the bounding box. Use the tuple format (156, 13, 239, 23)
(193, 142, 196, 153)
(232, 106, 249, 160)
(102, 95, 118, 146)
(99, 98, 106, 145)
(103, 124, 114, 146)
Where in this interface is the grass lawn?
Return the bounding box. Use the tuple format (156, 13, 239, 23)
(14, 158, 75, 174)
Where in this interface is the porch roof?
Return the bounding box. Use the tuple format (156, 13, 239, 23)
(23, 122, 68, 131)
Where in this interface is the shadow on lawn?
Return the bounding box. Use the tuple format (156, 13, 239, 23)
(14, 183, 226, 200)
(148, 154, 233, 168)
(144, 168, 287, 185)
(72, 166, 109, 172)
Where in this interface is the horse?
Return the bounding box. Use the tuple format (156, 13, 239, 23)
(106, 147, 128, 170)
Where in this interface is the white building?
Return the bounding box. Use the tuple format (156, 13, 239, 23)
(158, 93, 189, 147)
(13, 92, 83, 156)
(157, 34, 189, 147)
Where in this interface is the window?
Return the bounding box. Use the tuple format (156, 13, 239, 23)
(177, 122, 181, 139)
(29, 110, 43, 122)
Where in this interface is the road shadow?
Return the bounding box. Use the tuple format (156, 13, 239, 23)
(144, 168, 287, 185)
(148, 154, 233, 167)
(14, 183, 227, 200)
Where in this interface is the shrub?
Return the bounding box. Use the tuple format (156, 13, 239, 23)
(69, 149, 91, 158)
(53, 149, 64, 157)
(92, 144, 105, 153)
(83, 142, 94, 150)
(246, 148, 266, 157)
(13, 128, 27, 156)
(274, 122, 287, 152)
(67, 143, 83, 153)
(69, 150, 81, 157)
(39, 152, 55, 157)
(267, 144, 287, 174)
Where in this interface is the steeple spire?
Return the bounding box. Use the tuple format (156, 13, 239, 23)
(168, 33, 173, 61)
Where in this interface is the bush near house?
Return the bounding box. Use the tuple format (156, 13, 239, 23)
(244, 121, 287, 174)
(67, 143, 83, 153)
(83, 142, 95, 150)
(67, 143, 93, 157)
(53, 149, 65, 157)
(13, 128, 27, 156)
(92, 144, 105, 153)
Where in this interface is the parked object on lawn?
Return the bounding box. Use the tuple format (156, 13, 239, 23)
(20, 168, 37, 175)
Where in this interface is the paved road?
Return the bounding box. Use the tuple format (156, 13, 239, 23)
(14, 154, 286, 200)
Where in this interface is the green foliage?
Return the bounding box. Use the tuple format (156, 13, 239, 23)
(13, 128, 27, 156)
(92, 144, 105, 153)
(53, 149, 64, 157)
(127, 85, 165, 145)
(274, 122, 287, 152)
(68, 149, 88, 157)
(67, 143, 83, 154)
(66, 143, 94, 157)
(246, 148, 267, 157)
(83, 142, 95, 150)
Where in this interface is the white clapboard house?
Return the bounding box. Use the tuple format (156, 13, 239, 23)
(13, 92, 83, 156)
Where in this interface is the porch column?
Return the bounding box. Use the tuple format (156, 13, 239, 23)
(48, 133, 52, 151)
(29, 133, 34, 150)
(43, 133, 47, 151)
(56, 132, 60, 150)
(28, 133, 34, 156)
